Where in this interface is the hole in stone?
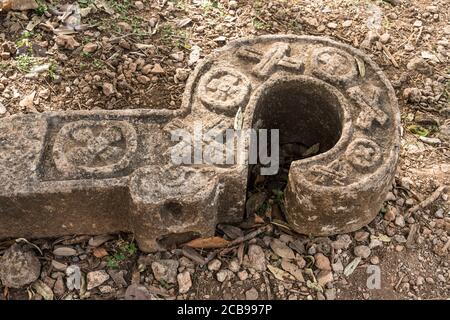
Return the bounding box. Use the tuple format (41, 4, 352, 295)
(247, 78, 345, 218)
(160, 200, 183, 219)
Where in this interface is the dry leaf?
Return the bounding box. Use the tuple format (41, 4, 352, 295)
(32, 280, 54, 300)
(93, 247, 109, 258)
(267, 265, 294, 282)
(355, 56, 365, 78)
(185, 236, 230, 249)
(344, 257, 361, 277)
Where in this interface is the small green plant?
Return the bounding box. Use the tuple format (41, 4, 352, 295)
(47, 62, 58, 80)
(272, 188, 284, 205)
(15, 55, 37, 73)
(252, 18, 268, 30)
(34, 0, 48, 15)
(78, 0, 94, 8)
(93, 58, 103, 68)
(106, 240, 137, 269)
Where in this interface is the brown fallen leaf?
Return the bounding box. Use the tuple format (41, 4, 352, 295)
(185, 236, 230, 249)
(93, 247, 109, 258)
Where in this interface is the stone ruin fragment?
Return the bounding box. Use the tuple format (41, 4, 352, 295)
(0, 35, 400, 251)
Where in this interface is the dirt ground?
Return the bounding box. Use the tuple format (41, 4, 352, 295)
(0, 0, 449, 300)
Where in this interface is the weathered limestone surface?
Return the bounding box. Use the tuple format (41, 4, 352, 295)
(0, 35, 400, 251)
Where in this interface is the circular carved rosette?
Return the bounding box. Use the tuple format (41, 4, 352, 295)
(198, 66, 251, 115)
(53, 120, 137, 176)
(346, 138, 382, 172)
(310, 46, 358, 85)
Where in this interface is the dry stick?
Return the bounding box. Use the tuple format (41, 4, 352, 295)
(226, 225, 271, 248)
(263, 272, 273, 300)
(407, 185, 448, 217)
(381, 44, 399, 68)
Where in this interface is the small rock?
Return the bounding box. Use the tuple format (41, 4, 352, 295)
(342, 20, 352, 28)
(331, 259, 344, 273)
(384, 207, 398, 221)
(134, 1, 144, 10)
(141, 64, 153, 75)
(270, 238, 295, 260)
(332, 234, 352, 250)
(53, 275, 65, 297)
(137, 75, 150, 84)
(0, 102, 6, 115)
(83, 42, 98, 53)
(177, 271, 192, 294)
(245, 287, 259, 300)
(228, 259, 240, 273)
(66, 265, 81, 291)
(87, 270, 110, 290)
(99, 285, 114, 294)
(102, 82, 115, 96)
(324, 288, 336, 300)
(229, 0, 238, 10)
(354, 245, 371, 259)
(151, 259, 179, 284)
(354, 231, 370, 242)
(314, 253, 331, 271)
(434, 209, 444, 219)
(395, 215, 405, 227)
(188, 45, 201, 66)
(19, 91, 36, 109)
(125, 284, 154, 300)
(281, 259, 304, 282)
(406, 57, 432, 75)
(317, 270, 333, 287)
(216, 269, 231, 282)
(247, 244, 266, 271)
(327, 22, 337, 29)
(370, 256, 380, 265)
(208, 259, 222, 272)
(151, 63, 165, 74)
(237, 270, 248, 281)
(403, 88, 421, 103)
(53, 247, 77, 257)
(55, 34, 80, 50)
(0, 244, 41, 288)
(413, 20, 423, 28)
(175, 68, 190, 82)
(117, 22, 133, 32)
(379, 33, 390, 44)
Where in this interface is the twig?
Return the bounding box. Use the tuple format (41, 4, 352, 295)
(263, 272, 272, 300)
(381, 44, 399, 68)
(407, 185, 448, 216)
(226, 225, 270, 248)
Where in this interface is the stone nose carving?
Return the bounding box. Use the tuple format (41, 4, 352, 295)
(0, 35, 400, 252)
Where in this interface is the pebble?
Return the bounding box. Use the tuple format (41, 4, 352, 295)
(228, 259, 240, 273)
(83, 42, 98, 53)
(355, 231, 370, 242)
(237, 270, 249, 281)
(66, 265, 81, 291)
(434, 209, 444, 219)
(177, 271, 192, 294)
(270, 238, 295, 260)
(87, 270, 110, 290)
(245, 287, 259, 300)
(208, 259, 222, 272)
(331, 259, 344, 273)
(314, 253, 331, 271)
(317, 270, 333, 287)
(247, 244, 267, 271)
(413, 20, 423, 28)
(403, 88, 421, 103)
(332, 234, 352, 250)
(370, 256, 380, 265)
(354, 245, 371, 259)
(384, 207, 397, 221)
(175, 68, 190, 82)
(216, 269, 231, 282)
(102, 82, 115, 96)
(324, 288, 336, 300)
(0, 244, 41, 288)
(327, 22, 337, 29)
(395, 215, 405, 227)
(151, 63, 165, 74)
(342, 20, 352, 28)
(151, 259, 179, 284)
(379, 33, 390, 44)
(134, 1, 144, 10)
